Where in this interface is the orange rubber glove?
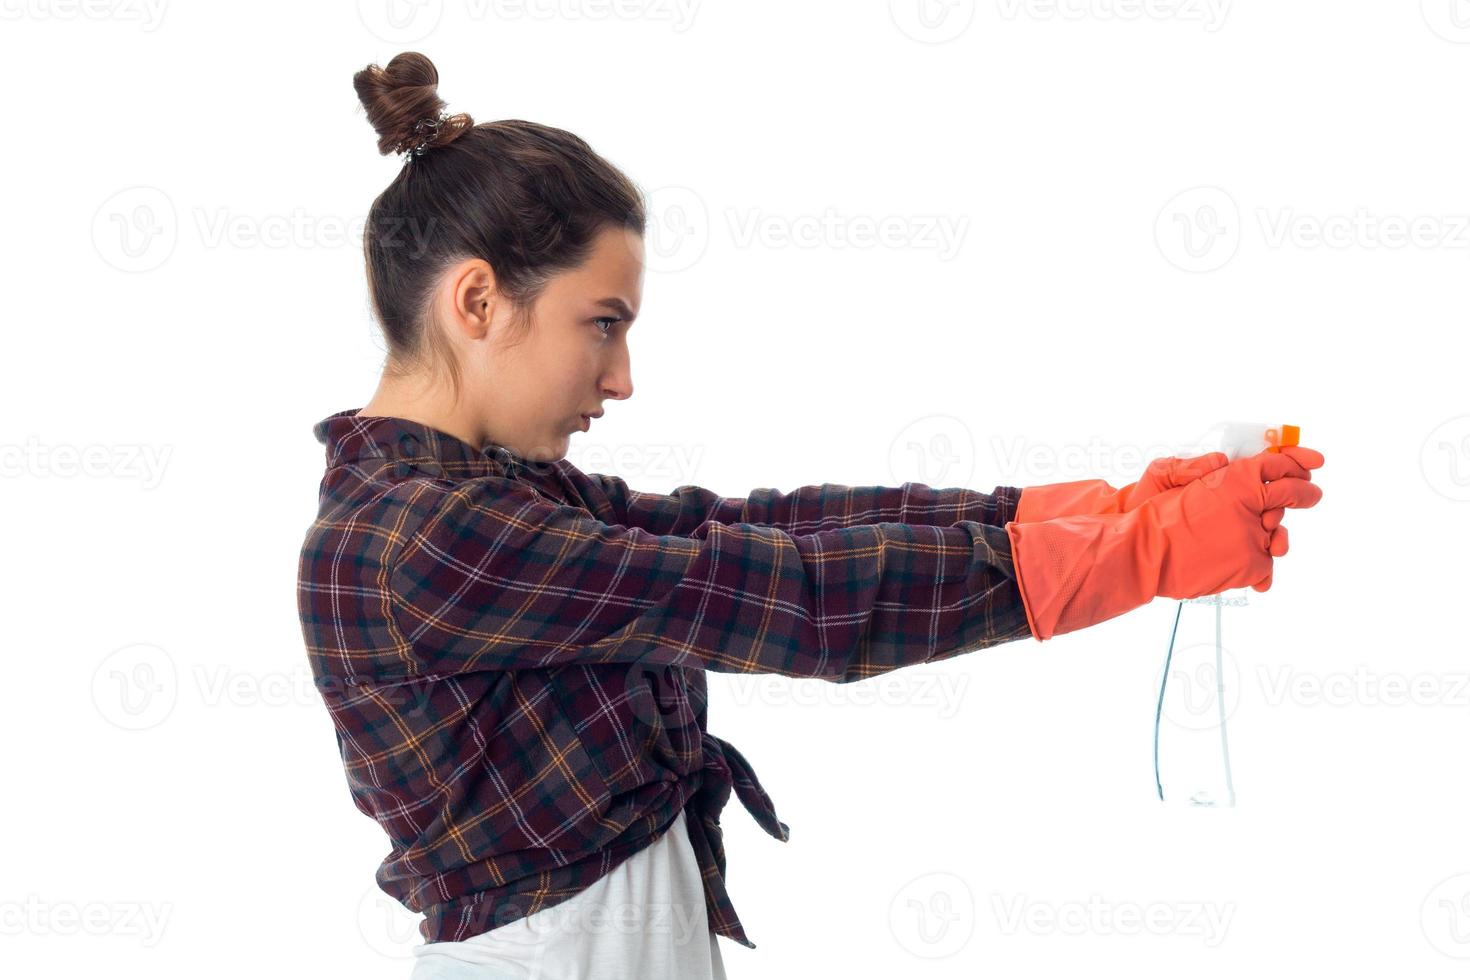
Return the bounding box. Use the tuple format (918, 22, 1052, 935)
(1005, 447, 1325, 641)
(1014, 452, 1232, 523)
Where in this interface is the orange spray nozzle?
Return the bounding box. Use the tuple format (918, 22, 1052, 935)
(1264, 424, 1301, 453)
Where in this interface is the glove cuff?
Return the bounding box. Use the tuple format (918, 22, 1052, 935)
(1006, 510, 1160, 641)
(1015, 478, 1128, 523)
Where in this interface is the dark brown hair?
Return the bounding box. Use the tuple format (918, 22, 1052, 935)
(352, 51, 646, 403)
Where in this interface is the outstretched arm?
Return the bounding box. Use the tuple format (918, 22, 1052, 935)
(360, 475, 1033, 683)
(574, 469, 1022, 536)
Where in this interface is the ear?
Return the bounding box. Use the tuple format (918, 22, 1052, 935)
(447, 258, 499, 340)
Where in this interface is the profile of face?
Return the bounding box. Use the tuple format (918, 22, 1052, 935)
(440, 224, 643, 463)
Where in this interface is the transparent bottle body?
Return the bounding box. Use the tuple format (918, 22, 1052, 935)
(1154, 591, 1249, 807)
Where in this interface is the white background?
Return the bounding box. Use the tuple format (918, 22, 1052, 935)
(4, 1, 1468, 977)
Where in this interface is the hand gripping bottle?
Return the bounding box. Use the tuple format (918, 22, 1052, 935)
(1153, 422, 1301, 808)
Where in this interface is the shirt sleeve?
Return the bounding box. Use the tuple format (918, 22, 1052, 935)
(580, 471, 1023, 536)
(387, 476, 1033, 683)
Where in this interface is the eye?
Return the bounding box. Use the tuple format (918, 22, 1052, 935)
(593, 316, 623, 336)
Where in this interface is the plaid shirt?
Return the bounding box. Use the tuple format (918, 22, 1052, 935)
(296, 408, 1033, 949)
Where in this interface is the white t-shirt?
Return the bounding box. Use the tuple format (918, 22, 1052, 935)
(407, 809, 728, 980)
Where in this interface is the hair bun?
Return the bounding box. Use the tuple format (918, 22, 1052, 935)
(353, 51, 474, 158)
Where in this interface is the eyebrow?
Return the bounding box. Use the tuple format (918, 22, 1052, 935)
(594, 298, 638, 321)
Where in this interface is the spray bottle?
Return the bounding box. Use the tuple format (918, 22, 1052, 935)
(1152, 421, 1301, 808)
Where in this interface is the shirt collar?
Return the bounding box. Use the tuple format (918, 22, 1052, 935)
(312, 408, 520, 480)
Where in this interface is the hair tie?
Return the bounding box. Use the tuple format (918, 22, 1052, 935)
(403, 112, 448, 163)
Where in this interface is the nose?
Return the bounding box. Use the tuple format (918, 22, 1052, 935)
(600, 352, 633, 403)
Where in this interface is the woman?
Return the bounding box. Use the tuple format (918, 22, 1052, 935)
(297, 52, 1324, 980)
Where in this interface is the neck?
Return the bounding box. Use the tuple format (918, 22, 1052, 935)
(358, 371, 484, 450)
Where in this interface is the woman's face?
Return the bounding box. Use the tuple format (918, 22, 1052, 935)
(467, 224, 643, 462)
